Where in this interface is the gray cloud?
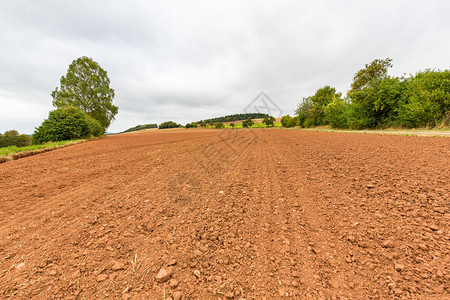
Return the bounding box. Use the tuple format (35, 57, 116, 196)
(1, 0, 449, 133)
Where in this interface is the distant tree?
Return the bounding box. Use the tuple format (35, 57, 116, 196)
(215, 123, 225, 128)
(229, 123, 235, 128)
(242, 117, 254, 128)
(33, 106, 102, 144)
(0, 130, 31, 147)
(51, 56, 118, 131)
(159, 121, 182, 129)
(281, 115, 294, 127)
(262, 115, 275, 127)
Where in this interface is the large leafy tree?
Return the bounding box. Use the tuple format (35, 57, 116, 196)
(51, 56, 118, 130)
(310, 86, 342, 125)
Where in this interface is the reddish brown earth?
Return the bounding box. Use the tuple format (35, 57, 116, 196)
(0, 129, 449, 299)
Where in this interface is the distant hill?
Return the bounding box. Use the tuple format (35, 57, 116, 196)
(197, 113, 268, 124)
(122, 124, 157, 133)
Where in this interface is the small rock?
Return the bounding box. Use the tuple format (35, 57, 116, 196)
(156, 267, 174, 283)
(193, 269, 201, 278)
(111, 261, 125, 271)
(428, 224, 439, 231)
(393, 288, 403, 295)
(394, 263, 405, 272)
(173, 291, 183, 300)
(219, 190, 224, 195)
(225, 292, 234, 299)
(418, 243, 428, 251)
(193, 250, 202, 258)
(168, 259, 177, 266)
(292, 280, 299, 287)
(96, 274, 108, 282)
(71, 269, 81, 279)
(49, 269, 57, 276)
(169, 279, 179, 288)
(16, 263, 25, 270)
(292, 271, 300, 278)
(382, 239, 395, 248)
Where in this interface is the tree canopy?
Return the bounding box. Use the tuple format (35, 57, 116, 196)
(51, 56, 118, 130)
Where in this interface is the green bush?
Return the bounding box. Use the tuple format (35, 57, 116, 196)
(281, 115, 294, 127)
(159, 121, 182, 129)
(242, 117, 254, 128)
(215, 123, 225, 128)
(398, 69, 450, 128)
(324, 97, 351, 129)
(0, 130, 31, 148)
(32, 106, 100, 145)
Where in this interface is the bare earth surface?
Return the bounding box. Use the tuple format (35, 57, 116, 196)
(0, 129, 449, 299)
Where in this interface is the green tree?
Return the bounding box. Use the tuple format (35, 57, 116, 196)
(33, 106, 102, 144)
(215, 122, 225, 128)
(398, 69, 450, 128)
(51, 56, 118, 131)
(262, 115, 275, 127)
(295, 96, 314, 127)
(310, 86, 342, 125)
(242, 117, 254, 128)
(229, 123, 235, 128)
(348, 58, 393, 95)
(281, 115, 294, 127)
(324, 96, 351, 128)
(347, 58, 404, 128)
(3, 130, 19, 146)
(159, 121, 181, 129)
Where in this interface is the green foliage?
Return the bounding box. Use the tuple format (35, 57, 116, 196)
(229, 123, 235, 128)
(51, 56, 118, 130)
(324, 97, 351, 128)
(214, 123, 225, 128)
(0, 130, 32, 148)
(32, 107, 102, 145)
(185, 122, 198, 128)
(242, 117, 254, 128)
(348, 58, 393, 95)
(295, 97, 314, 127)
(348, 76, 404, 128)
(262, 115, 275, 127)
(398, 69, 450, 128)
(122, 124, 158, 133)
(281, 115, 296, 127)
(159, 121, 182, 129)
(309, 86, 342, 125)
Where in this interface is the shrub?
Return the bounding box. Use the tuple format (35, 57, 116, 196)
(159, 121, 182, 129)
(0, 130, 31, 148)
(242, 117, 254, 128)
(281, 115, 294, 127)
(32, 106, 99, 144)
(215, 123, 225, 128)
(324, 97, 351, 128)
(229, 123, 235, 128)
(398, 69, 450, 128)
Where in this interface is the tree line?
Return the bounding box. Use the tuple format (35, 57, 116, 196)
(288, 58, 449, 129)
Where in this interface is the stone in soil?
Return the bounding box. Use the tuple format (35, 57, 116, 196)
(155, 267, 174, 283)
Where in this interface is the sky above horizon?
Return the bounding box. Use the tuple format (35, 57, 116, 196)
(1, 0, 449, 133)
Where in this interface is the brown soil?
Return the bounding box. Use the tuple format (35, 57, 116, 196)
(0, 129, 449, 299)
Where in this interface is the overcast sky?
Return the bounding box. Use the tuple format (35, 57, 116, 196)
(1, 0, 449, 133)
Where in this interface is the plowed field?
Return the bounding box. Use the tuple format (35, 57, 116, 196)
(1, 129, 449, 299)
